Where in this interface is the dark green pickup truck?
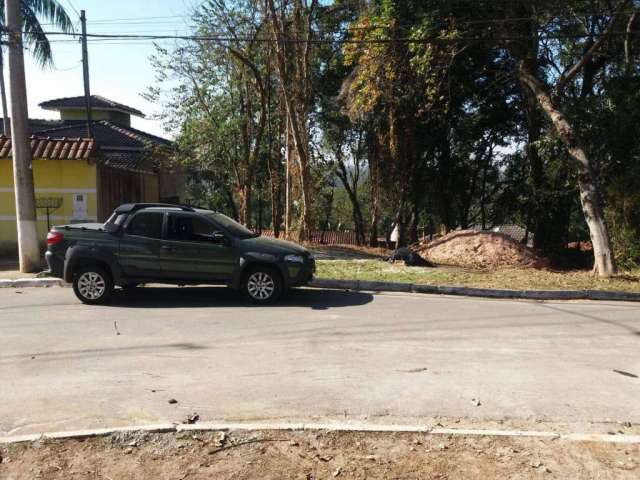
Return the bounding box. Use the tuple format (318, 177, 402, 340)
(46, 203, 315, 305)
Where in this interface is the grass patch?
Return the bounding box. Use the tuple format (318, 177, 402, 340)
(316, 260, 640, 293)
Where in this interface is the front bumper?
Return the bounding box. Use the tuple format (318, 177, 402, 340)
(285, 257, 316, 287)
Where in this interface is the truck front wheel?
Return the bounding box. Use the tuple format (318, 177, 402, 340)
(242, 266, 283, 304)
(73, 266, 114, 305)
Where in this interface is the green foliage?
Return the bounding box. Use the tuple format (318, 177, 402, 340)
(146, 0, 640, 268)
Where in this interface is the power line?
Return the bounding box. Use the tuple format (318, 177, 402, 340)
(37, 29, 638, 46)
(35, 8, 637, 30)
(52, 60, 82, 71)
(64, 0, 80, 18)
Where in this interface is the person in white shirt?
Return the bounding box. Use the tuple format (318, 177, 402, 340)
(390, 223, 400, 250)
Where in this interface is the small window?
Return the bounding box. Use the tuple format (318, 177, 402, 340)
(167, 214, 216, 243)
(127, 212, 164, 239)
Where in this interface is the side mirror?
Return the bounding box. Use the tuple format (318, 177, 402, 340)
(212, 231, 229, 246)
(103, 222, 119, 234)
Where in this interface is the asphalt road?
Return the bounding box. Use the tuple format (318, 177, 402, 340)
(1, 286, 639, 436)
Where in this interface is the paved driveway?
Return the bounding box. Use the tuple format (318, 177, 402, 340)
(1, 287, 639, 436)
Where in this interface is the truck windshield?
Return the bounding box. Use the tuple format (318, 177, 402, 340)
(103, 212, 129, 233)
(105, 212, 128, 228)
(207, 213, 257, 238)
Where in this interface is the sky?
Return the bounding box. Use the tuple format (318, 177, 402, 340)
(14, 0, 201, 138)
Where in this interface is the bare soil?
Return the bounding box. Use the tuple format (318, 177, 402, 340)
(1, 430, 638, 479)
(416, 231, 549, 270)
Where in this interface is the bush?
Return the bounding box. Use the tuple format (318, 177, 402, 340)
(611, 225, 640, 271)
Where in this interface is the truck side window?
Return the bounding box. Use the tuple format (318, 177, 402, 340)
(167, 214, 216, 242)
(127, 212, 164, 239)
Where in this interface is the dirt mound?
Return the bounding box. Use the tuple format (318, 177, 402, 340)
(416, 230, 548, 269)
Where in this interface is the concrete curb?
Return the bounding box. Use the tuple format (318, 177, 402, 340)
(2, 422, 639, 445)
(0, 278, 65, 288)
(1, 276, 639, 303)
(308, 279, 640, 302)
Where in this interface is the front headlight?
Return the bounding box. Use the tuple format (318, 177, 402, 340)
(284, 254, 305, 264)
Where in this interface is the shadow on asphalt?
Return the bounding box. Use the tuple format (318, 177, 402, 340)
(536, 303, 640, 337)
(106, 286, 374, 310)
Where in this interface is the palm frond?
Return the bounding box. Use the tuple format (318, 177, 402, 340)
(21, 5, 54, 67)
(0, 0, 75, 67)
(25, 0, 74, 33)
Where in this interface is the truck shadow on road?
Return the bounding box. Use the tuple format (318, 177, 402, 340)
(106, 287, 374, 310)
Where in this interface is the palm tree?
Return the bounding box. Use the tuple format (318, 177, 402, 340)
(0, 0, 74, 135)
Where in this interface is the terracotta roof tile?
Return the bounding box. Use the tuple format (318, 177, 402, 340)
(0, 136, 98, 160)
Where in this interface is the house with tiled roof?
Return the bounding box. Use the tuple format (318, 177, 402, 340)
(0, 95, 183, 254)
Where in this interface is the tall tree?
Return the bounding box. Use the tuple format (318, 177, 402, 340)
(502, 0, 633, 276)
(413, 0, 634, 275)
(264, 0, 318, 240)
(146, 0, 270, 227)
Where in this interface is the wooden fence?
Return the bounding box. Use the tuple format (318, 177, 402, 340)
(260, 229, 359, 245)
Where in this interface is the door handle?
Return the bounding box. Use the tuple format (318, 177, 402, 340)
(161, 245, 174, 251)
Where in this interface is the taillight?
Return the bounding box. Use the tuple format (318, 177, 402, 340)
(47, 231, 64, 246)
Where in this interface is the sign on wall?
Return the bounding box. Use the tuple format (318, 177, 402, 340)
(72, 193, 88, 221)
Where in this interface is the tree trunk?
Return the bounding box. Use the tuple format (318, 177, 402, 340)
(342, 178, 366, 245)
(437, 128, 454, 232)
(0, 47, 10, 137)
(6, 0, 40, 272)
(284, 117, 293, 238)
(336, 158, 366, 245)
(367, 132, 381, 247)
(295, 123, 313, 239)
(229, 47, 267, 231)
(625, 11, 638, 73)
(519, 65, 617, 277)
(521, 83, 550, 250)
(408, 202, 419, 244)
(224, 186, 239, 221)
(237, 183, 253, 229)
(388, 109, 410, 246)
(265, 0, 315, 241)
(268, 117, 283, 238)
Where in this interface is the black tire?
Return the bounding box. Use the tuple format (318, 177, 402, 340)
(242, 266, 283, 304)
(72, 265, 114, 305)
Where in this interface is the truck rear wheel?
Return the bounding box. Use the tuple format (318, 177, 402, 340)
(73, 266, 114, 305)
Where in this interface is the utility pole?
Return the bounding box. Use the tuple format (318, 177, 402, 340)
(5, 0, 40, 272)
(80, 10, 93, 138)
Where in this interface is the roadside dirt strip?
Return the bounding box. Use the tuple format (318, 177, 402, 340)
(1, 428, 638, 479)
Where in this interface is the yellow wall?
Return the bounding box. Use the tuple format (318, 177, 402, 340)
(0, 158, 97, 254)
(59, 109, 131, 126)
